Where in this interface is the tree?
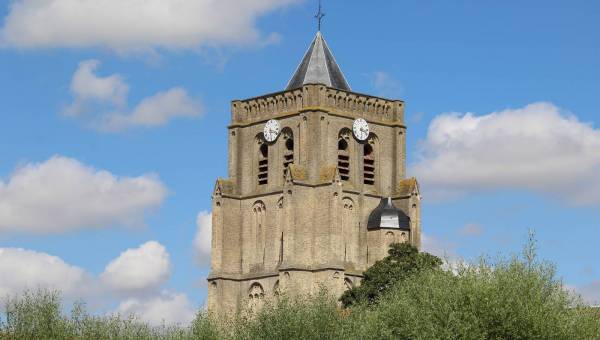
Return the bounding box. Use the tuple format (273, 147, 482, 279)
(340, 242, 442, 307)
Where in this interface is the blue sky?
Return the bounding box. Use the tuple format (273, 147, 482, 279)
(1, 0, 599, 324)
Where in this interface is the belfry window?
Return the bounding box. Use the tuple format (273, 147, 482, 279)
(363, 143, 375, 185)
(338, 131, 351, 181)
(258, 143, 268, 185)
(282, 129, 294, 179)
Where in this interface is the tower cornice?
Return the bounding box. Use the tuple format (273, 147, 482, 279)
(230, 84, 405, 128)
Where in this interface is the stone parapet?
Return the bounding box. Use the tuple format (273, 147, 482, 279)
(231, 84, 405, 127)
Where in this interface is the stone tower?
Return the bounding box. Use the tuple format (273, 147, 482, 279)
(207, 31, 421, 315)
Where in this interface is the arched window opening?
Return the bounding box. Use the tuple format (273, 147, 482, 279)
(258, 143, 268, 185)
(248, 282, 265, 300)
(342, 197, 357, 264)
(282, 129, 294, 179)
(385, 231, 396, 250)
(400, 232, 410, 243)
(363, 143, 375, 185)
(252, 201, 266, 265)
(248, 282, 265, 311)
(338, 131, 351, 181)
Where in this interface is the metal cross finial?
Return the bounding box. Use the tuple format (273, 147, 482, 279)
(315, 0, 326, 31)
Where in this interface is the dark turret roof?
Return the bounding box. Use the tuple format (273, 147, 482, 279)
(367, 197, 410, 230)
(285, 31, 351, 91)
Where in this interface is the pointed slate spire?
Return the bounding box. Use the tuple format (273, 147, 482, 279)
(285, 31, 351, 91)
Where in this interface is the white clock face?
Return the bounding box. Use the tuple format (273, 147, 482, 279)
(263, 119, 280, 142)
(352, 118, 370, 141)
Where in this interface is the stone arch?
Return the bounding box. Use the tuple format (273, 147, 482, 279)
(276, 197, 284, 265)
(281, 127, 294, 181)
(385, 231, 396, 251)
(338, 129, 352, 181)
(252, 201, 267, 266)
(363, 133, 379, 186)
(341, 197, 358, 264)
(256, 134, 268, 186)
(248, 282, 265, 311)
(273, 280, 280, 296)
(248, 282, 264, 299)
(400, 231, 410, 243)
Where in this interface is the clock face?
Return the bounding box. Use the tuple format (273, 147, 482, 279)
(352, 118, 370, 141)
(263, 119, 280, 142)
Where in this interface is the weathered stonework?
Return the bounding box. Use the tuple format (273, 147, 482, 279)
(207, 83, 421, 315)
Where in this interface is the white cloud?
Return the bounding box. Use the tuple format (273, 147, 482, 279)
(0, 0, 300, 52)
(0, 248, 92, 298)
(368, 71, 402, 98)
(116, 291, 196, 326)
(65, 60, 203, 132)
(101, 241, 171, 293)
(102, 88, 202, 132)
(410, 102, 600, 205)
(421, 233, 464, 271)
(0, 242, 195, 324)
(574, 281, 600, 306)
(458, 223, 484, 237)
(422, 234, 457, 259)
(193, 211, 212, 265)
(65, 60, 128, 116)
(0, 155, 167, 234)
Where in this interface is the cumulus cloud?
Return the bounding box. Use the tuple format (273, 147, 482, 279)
(0, 0, 299, 52)
(101, 241, 171, 293)
(0, 155, 167, 234)
(64, 60, 128, 115)
(65, 60, 203, 132)
(193, 211, 212, 265)
(0, 248, 92, 298)
(116, 291, 196, 326)
(0, 242, 196, 324)
(410, 102, 600, 205)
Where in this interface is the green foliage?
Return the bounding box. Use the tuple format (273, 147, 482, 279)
(0, 290, 188, 340)
(353, 258, 600, 339)
(340, 242, 442, 307)
(189, 312, 221, 340)
(231, 291, 344, 340)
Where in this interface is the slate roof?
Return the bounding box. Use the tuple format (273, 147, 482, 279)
(367, 197, 411, 230)
(285, 31, 351, 91)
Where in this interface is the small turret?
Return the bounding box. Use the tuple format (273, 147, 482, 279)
(367, 197, 411, 230)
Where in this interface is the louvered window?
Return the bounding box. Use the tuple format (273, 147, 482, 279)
(283, 130, 294, 179)
(363, 143, 375, 185)
(258, 143, 268, 185)
(338, 138, 350, 181)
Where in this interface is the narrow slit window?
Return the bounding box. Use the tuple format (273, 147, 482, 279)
(363, 143, 375, 185)
(258, 143, 268, 185)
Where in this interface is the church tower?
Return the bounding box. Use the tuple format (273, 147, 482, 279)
(207, 30, 421, 315)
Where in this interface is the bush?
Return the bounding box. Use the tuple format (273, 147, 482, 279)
(231, 291, 343, 340)
(0, 290, 188, 340)
(345, 241, 600, 339)
(340, 242, 442, 307)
